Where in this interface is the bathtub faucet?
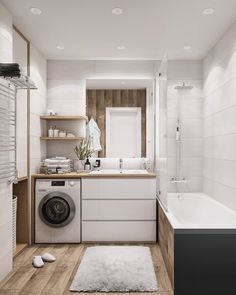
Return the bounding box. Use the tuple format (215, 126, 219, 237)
(170, 177, 190, 184)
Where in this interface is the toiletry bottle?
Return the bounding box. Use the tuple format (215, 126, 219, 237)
(84, 158, 91, 171)
(48, 126, 53, 137)
(53, 126, 59, 137)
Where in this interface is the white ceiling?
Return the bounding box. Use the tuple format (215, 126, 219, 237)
(2, 0, 236, 60)
(86, 79, 153, 89)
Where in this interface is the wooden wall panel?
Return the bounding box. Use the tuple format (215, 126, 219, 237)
(86, 89, 146, 157)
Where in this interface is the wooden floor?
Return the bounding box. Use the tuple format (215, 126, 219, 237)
(0, 244, 173, 295)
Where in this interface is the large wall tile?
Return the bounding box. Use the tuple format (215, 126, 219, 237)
(203, 20, 236, 210)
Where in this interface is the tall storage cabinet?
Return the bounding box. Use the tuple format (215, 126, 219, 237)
(12, 27, 30, 256)
(13, 29, 28, 179)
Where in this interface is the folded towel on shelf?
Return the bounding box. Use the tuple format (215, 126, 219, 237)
(0, 63, 20, 70)
(0, 63, 21, 78)
(41, 157, 73, 174)
(44, 164, 72, 168)
(44, 159, 71, 164)
(50, 156, 67, 160)
(0, 71, 21, 77)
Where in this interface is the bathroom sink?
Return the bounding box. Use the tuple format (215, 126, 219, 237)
(89, 169, 149, 175)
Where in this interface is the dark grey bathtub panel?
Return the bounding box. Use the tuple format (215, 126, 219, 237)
(174, 233, 236, 295)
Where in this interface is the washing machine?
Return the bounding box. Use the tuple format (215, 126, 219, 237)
(35, 179, 81, 243)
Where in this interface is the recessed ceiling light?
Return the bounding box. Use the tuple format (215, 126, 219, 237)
(112, 7, 123, 15)
(116, 45, 126, 50)
(30, 7, 42, 15)
(202, 8, 215, 15)
(184, 45, 192, 50)
(56, 45, 65, 50)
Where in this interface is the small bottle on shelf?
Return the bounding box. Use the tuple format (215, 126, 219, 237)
(48, 126, 53, 137)
(53, 126, 59, 137)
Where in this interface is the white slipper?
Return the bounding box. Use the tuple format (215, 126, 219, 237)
(41, 252, 56, 262)
(32, 256, 44, 268)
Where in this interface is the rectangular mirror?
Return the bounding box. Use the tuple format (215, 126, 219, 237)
(86, 79, 154, 158)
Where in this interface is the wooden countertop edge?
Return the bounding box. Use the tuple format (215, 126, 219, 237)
(31, 172, 156, 179)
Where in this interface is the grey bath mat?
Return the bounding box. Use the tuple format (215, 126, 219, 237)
(70, 246, 158, 292)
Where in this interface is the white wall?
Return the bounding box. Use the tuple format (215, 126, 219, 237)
(47, 60, 158, 162)
(167, 61, 203, 192)
(0, 2, 13, 281)
(48, 60, 158, 80)
(203, 21, 236, 210)
(30, 45, 47, 174)
(46, 78, 86, 161)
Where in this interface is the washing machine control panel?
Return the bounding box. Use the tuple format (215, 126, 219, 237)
(36, 179, 80, 190)
(51, 180, 65, 186)
(50, 180, 75, 187)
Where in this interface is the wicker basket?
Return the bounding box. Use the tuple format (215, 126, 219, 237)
(12, 195, 17, 252)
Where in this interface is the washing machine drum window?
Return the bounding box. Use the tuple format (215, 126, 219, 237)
(39, 192, 76, 228)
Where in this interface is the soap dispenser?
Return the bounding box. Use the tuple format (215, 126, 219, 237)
(84, 158, 91, 171)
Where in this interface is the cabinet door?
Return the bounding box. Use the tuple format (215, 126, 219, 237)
(82, 221, 156, 242)
(13, 29, 28, 178)
(83, 199, 156, 220)
(82, 178, 156, 199)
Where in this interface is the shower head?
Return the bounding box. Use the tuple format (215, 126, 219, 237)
(174, 82, 193, 90)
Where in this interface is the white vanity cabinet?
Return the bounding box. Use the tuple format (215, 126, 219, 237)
(82, 177, 156, 242)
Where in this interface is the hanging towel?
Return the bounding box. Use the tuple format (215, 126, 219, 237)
(86, 118, 102, 152)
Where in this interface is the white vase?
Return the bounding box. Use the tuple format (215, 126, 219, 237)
(75, 159, 85, 172)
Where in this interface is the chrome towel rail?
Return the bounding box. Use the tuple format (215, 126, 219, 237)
(0, 75, 37, 185)
(4, 75, 37, 89)
(0, 79, 17, 184)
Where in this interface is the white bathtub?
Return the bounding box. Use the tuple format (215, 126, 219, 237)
(161, 193, 236, 229)
(158, 193, 236, 294)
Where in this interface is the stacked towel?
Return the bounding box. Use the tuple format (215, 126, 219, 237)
(0, 63, 21, 77)
(41, 157, 73, 173)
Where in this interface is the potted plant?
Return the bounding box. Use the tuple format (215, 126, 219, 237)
(74, 137, 93, 171)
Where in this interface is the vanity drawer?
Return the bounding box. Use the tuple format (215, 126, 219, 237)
(82, 200, 156, 220)
(82, 178, 156, 199)
(82, 221, 156, 242)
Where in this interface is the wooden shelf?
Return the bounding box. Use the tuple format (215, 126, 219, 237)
(41, 137, 84, 140)
(40, 115, 87, 121)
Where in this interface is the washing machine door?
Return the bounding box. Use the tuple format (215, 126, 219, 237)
(39, 191, 75, 228)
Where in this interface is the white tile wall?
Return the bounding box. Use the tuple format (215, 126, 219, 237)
(0, 2, 13, 282)
(46, 78, 86, 160)
(203, 21, 236, 210)
(166, 66, 203, 192)
(47, 60, 158, 80)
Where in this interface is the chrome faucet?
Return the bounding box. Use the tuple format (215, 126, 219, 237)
(119, 158, 123, 171)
